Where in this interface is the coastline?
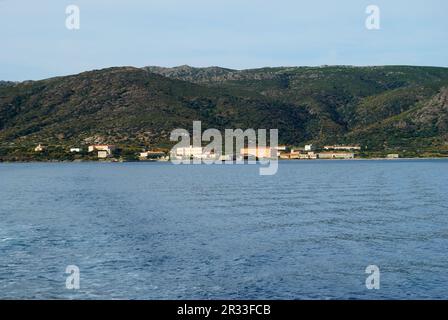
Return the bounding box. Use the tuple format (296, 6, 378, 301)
(1, 157, 447, 164)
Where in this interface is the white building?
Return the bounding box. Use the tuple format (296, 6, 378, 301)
(304, 144, 314, 151)
(324, 145, 361, 151)
(34, 144, 45, 152)
(139, 151, 167, 160)
(97, 150, 110, 159)
(298, 152, 318, 159)
(88, 145, 115, 155)
(174, 146, 204, 158)
(387, 154, 399, 159)
(88, 145, 115, 153)
(88, 145, 115, 159)
(70, 148, 81, 153)
(318, 152, 354, 159)
(139, 151, 149, 159)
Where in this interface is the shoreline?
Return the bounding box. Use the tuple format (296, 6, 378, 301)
(1, 157, 447, 164)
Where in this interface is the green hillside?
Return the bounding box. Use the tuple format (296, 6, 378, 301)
(1, 65, 448, 160)
(147, 65, 448, 154)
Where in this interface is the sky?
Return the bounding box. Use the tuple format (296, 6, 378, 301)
(0, 0, 447, 81)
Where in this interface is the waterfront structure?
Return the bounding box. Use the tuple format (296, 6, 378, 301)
(139, 151, 149, 159)
(387, 154, 399, 159)
(289, 149, 301, 159)
(298, 152, 318, 159)
(88, 145, 115, 159)
(279, 152, 291, 159)
(274, 145, 287, 157)
(323, 145, 361, 151)
(172, 146, 220, 160)
(174, 146, 204, 159)
(97, 150, 109, 159)
(88, 145, 115, 153)
(318, 152, 354, 159)
(240, 147, 275, 159)
(139, 151, 167, 160)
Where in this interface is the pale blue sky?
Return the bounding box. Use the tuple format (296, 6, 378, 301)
(1, 0, 447, 81)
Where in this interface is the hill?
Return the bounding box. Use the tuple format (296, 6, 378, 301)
(146, 65, 448, 154)
(1, 65, 448, 160)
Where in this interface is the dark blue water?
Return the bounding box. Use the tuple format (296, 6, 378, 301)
(0, 160, 447, 299)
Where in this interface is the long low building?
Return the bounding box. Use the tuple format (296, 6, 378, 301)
(139, 151, 167, 160)
(240, 147, 275, 159)
(174, 146, 203, 158)
(323, 145, 361, 151)
(299, 152, 318, 159)
(318, 152, 355, 159)
(88, 145, 115, 153)
(173, 146, 219, 160)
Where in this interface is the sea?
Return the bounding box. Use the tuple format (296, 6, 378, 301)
(0, 160, 447, 299)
